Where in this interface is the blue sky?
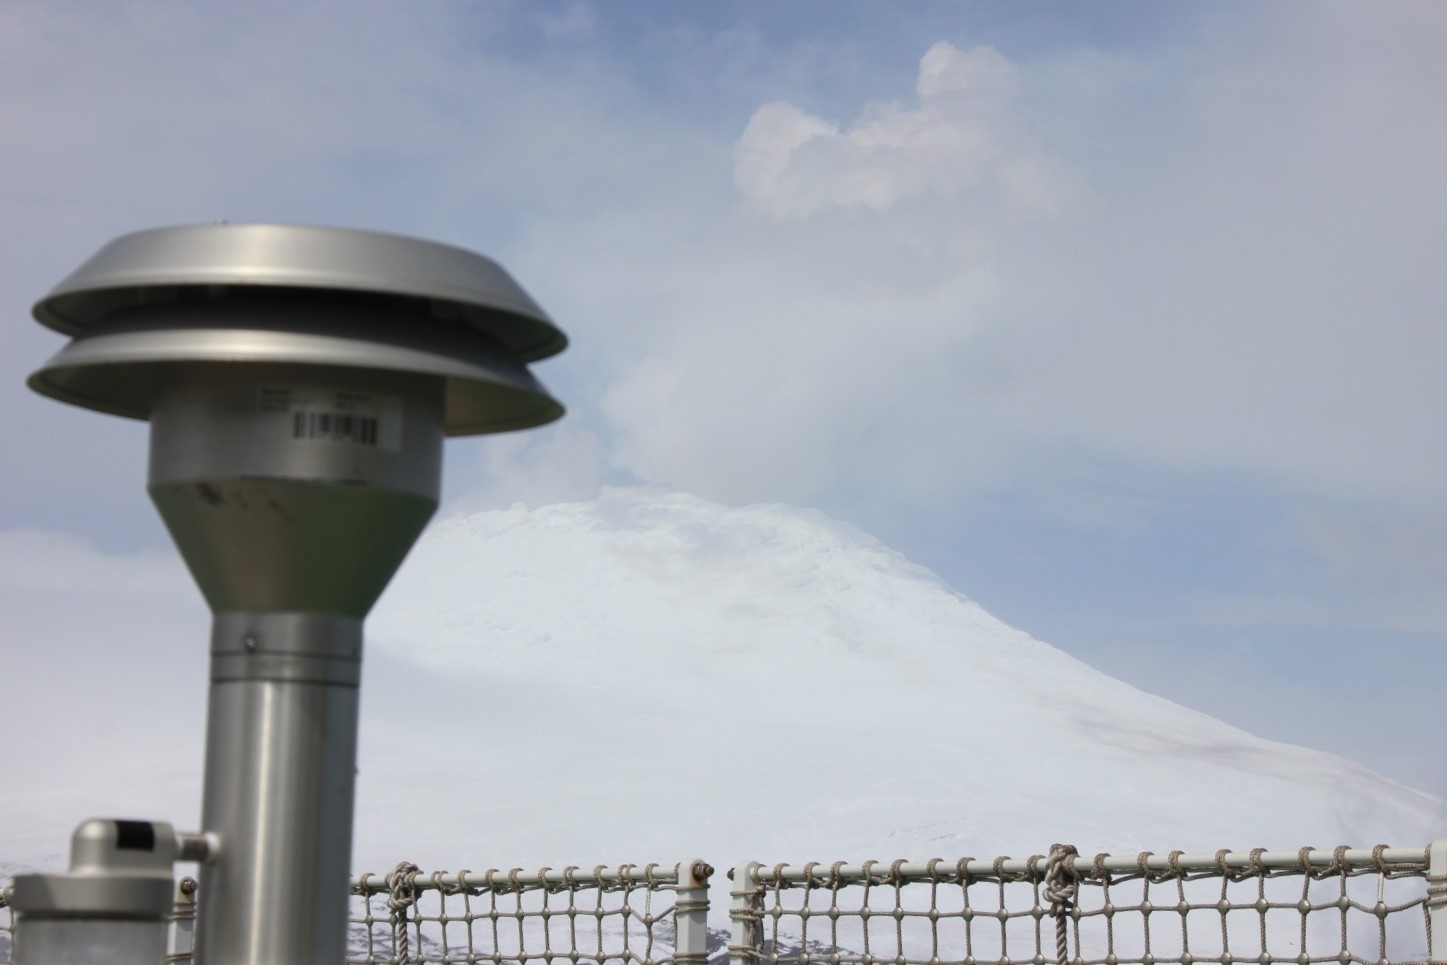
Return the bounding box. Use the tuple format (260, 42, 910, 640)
(1, 0, 1443, 806)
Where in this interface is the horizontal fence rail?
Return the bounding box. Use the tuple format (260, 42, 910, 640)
(741, 850, 1435, 883)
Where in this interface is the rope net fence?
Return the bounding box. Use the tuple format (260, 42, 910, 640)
(347, 861, 713, 965)
(728, 846, 1441, 965)
(2, 844, 1443, 965)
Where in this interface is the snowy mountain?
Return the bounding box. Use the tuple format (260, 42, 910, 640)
(1, 489, 1439, 881)
(356, 490, 1439, 871)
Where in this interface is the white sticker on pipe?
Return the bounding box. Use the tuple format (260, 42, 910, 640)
(257, 385, 403, 451)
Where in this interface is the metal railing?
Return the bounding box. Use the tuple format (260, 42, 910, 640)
(5, 843, 1444, 965)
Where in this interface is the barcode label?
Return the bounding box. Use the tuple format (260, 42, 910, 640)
(292, 411, 380, 447)
(258, 385, 402, 451)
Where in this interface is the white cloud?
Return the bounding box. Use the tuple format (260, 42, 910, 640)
(715, 10, 1447, 518)
(7, 1, 1438, 555)
(733, 42, 1057, 219)
(916, 41, 1017, 99)
(732, 102, 841, 216)
(6, 1, 1440, 527)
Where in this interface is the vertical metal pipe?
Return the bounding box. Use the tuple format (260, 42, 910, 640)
(196, 614, 364, 965)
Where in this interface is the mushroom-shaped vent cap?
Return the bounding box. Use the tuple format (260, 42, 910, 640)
(33, 223, 566, 362)
(28, 224, 567, 435)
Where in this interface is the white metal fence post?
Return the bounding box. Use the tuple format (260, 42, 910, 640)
(674, 860, 713, 965)
(729, 862, 764, 965)
(1429, 838, 1446, 964)
(166, 877, 197, 963)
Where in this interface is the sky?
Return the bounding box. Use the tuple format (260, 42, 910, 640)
(0, 0, 1443, 808)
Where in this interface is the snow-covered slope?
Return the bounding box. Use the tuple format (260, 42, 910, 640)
(355, 490, 1440, 871)
(1, 489, 1439, 880)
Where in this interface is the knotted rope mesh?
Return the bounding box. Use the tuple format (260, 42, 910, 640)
(350, 862, 693, 965)
(732, 846, 1436, 965)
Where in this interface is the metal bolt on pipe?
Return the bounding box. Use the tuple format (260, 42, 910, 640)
(25, 223, 568, 965)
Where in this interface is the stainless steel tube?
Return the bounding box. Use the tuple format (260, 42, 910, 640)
(200, 613, 363, 965)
